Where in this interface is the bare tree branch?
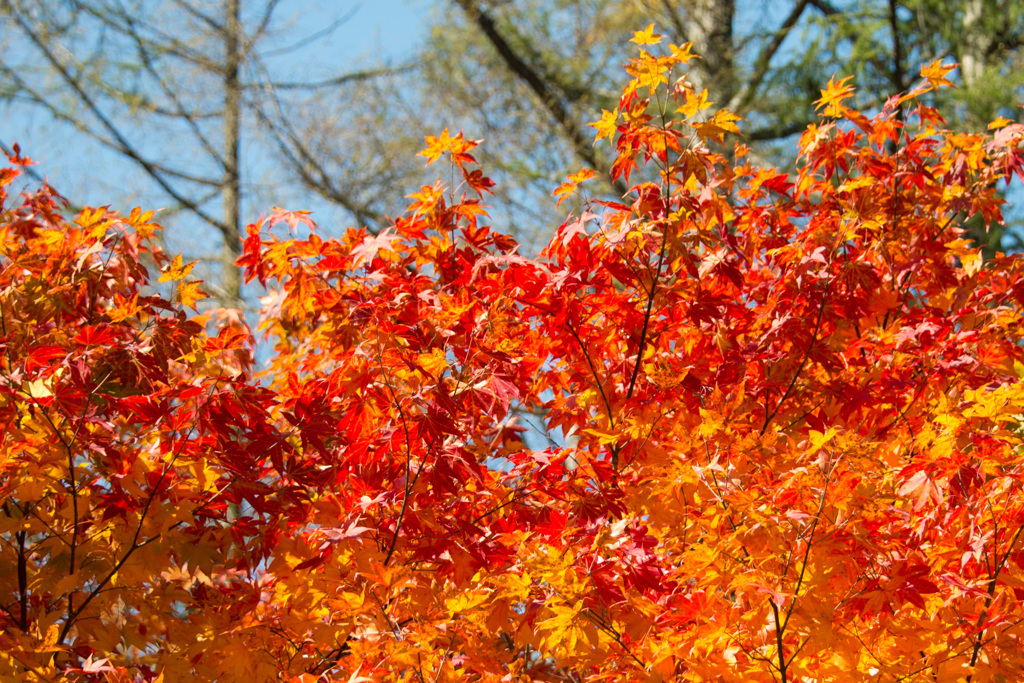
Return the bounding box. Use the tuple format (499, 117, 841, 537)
(247, 52, 386, 229)
(6, 5, 231, 236)
(727, 0, 813, 113)
(261, 3, 360, 58)
(69, 0, 226, 72)
(451, 0, 627, 198)
(747, 119, 813, 141)
(271, 63, 417, 91)
(121, 9, 226, 165)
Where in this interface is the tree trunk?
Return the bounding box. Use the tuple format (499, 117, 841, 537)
(959, 0, 986, 88)
(223, 0, 243, 306)
(686, 0, 736, 108)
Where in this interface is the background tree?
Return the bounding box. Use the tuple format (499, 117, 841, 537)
(0, 0, 412, 305)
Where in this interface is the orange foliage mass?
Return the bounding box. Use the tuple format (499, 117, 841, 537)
(2, 35, 1024, 683)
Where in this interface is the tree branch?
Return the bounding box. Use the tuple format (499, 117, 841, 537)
(7, 8, 232, 238)
(451, 0, 627, 197)
(727, 0, 813, 113)
(270, 63, 416, 90)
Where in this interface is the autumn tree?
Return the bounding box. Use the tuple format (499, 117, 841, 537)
(0, 146, 286, 679)
(3, 29, 1024, 682)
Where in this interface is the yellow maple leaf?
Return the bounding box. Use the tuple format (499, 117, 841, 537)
(27, 377, 53, 399)
(677, 88, 711, 119)
(417, 128, 478, 166)
(126, 206, 161, 239)
(626, 52, 670, 89)
(589, 107, 619, 143)
(42, 623, 61, 649)
(691, 109, 743, 144)
(539, 600, 587, 650)
(417, 348, 449, 379)
(158, 254, 197, 283)
(808, 427, 838, 453)
(630, 24, 662, 46)
(668, 41, 695, 66)
(584, 426, 621, 445)
(589, 108, 618, 145)
(445, 591, 489, 616)
(417, 128, 455, 165)
(406, 183, 444, 214)
(76, 206, 114, 239)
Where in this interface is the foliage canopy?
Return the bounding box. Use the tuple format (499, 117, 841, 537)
(2, 31, 1024, 682)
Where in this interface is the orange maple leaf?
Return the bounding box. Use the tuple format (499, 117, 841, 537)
(417, 128, 479, 167)
(815, 75, 856, 117)
(920, 60, 957, 91)
(677, 88, 710, 119)
(418, 128, 456, 165)
(553, 169, 597, 207)
(177, 280, 210, 311)
(691, 109, 743, 144)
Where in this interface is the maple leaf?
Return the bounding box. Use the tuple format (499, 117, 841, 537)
(555, 211, 596, 246)
(677, 87, 711, 119)
(815, 75, 856, 117)
(267, 206, 316, 233)
(590, 107, 619, 143)
(454, 200, 489, 225)
(344, 666, 375, 683)
(897, 470, 943, 510)
(79, 655, 117, 673)
(485, 374, 520, 415)
(107, 292, 142, 322)
(553, 168, 597, 207)
(158, 254, 197, 282)
(349, 228, 399, 268)
(126, 206, 161, 239)
(463, 167, 496, 195)
(320, 519, 374, 542)
(177, 279, 210, 311)
(691, 109, 743, 144)
(417, 128, 479, 167)
(418, 127, 455, 164)
(630, 24, 662, 46)
(25, 345, 66, 372)
(417, 348, 449, 379)
(920, 59, 956, 91)
(626, 51, 671, 89)
(668, 41, 695, 66)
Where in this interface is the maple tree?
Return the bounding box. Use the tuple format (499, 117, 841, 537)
(3, 26, 1024, 683)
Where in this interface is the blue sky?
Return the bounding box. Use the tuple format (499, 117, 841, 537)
(305, 0, 428, 63)
(2, 0, 432, 205)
